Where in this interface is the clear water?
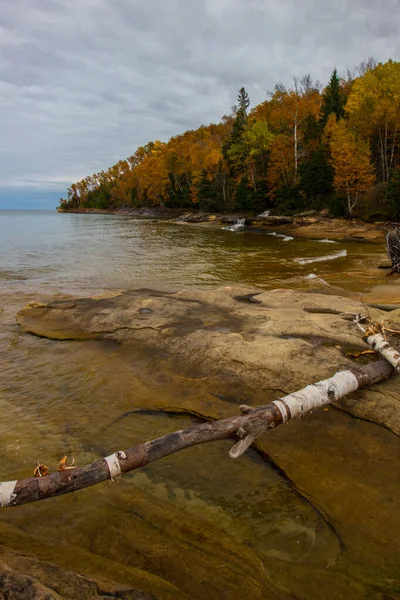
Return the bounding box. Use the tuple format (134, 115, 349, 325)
(0, 210, 393, 598)
(0, 210, 388, 296)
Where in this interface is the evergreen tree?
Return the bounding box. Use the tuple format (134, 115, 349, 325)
(319, 68, 345, 127)
(223, 87, 250, 176)
(235, 176, 253, 211)
(299, 146, 334, 204)
(386, 167, 400, 218)
(237, 87, 250, 121)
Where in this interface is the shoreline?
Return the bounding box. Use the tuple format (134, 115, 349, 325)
(57, 207, 390, 243)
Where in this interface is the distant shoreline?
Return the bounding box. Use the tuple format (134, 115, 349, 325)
(56, 207, 390, 243)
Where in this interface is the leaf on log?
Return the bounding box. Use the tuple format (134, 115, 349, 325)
(58, 456, 76, 472)
(33, 464, 49, 478)
(355, 316, 400, 371)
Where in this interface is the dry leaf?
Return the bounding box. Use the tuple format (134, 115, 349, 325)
(34, 464, 49, 478)
(58, 456, 67, 471)
(58, 456, 76, 471)
(347, 349, 377, 359)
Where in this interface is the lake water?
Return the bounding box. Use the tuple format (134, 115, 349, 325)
(0, 210, 392, 598)
(0, 210, 388, 295)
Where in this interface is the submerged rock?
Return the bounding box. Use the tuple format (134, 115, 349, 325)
(0, 545, 159, 599)
(16, 287, 400, 436)
(14, 286, 400, 598)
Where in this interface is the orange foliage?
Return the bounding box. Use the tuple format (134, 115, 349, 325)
(61, 60, 399, 215)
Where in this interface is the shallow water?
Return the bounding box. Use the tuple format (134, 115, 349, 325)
(0, 210, 388, 296)
(0, 210, 394, 597)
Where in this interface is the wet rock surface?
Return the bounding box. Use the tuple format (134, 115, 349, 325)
(12, 287, 400, 598)
(0, 545, 158, 599)
(16, 287, 400, 436)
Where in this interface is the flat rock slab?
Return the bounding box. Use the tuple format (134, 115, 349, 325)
(0, 544, 160, 600)
(17, 286, 400, 436)
(13, 287, 400, 597)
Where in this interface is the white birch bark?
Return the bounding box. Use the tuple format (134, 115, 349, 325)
(356, 322, 400, 372)
(0, 359, 394, 508)
(229, 370, 360, 458)
(273, 370, 359, 421)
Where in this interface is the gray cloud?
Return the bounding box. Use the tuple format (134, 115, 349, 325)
(0, 0, 399, 206)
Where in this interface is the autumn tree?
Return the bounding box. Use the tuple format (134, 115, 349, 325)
(243, 120, 274, 191)
(328, 116, 375, 215)
(266, 78, 320, 198)
(346, 59, 400, 182)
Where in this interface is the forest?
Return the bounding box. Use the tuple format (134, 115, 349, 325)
(59, 58, 400, 220)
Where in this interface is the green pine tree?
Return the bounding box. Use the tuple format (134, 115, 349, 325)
(319, 68, 345, 127)
(299, 146, 334, 204)
(223, 87, 251, 175)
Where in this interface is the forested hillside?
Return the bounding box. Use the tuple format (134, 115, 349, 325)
(59, 59, 400, 219)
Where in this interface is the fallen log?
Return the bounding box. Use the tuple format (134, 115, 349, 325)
(355, 317, 400, 372)
(0, 359, 394, 509)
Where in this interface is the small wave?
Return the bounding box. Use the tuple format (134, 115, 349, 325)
(294, 249, 347, 265)
(304, 273, 328, 285)
(317, 239, 337, 244)
(223, 218, 245, 232)
(266, 232, 293, 241)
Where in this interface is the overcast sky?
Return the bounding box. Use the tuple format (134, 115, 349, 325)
(0, 0, 399, 208)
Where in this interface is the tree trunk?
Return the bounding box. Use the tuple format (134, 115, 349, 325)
(294, 109, 298, 180)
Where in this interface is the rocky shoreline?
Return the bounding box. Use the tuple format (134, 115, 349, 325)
(0, 287, 400, 600)
(13, 285, 400, 598)
(16, 287, 400, 436)
(56, 207, 390, 243)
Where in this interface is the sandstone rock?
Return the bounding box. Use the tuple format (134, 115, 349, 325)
(0, 548, 158, 600)
(16, 286, 400, 435)
(12, 286, 400, 598)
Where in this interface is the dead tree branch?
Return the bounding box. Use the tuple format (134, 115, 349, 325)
(355, 316, 400, 371)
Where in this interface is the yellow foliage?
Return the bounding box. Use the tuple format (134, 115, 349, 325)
(329, 119, 375, 215)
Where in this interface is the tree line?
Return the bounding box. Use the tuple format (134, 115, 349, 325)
(59, 59, 400, 219)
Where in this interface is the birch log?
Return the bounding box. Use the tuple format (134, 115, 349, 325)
(0, 359, 394, 509)
(356, 321, 400, 372)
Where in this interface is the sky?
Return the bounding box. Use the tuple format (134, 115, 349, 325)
(0, 0, 399, 209)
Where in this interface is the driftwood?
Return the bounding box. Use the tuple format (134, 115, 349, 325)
(386, 227, 400, 274)
(355, 317, 400, 372)
(0, 359, 394, 509)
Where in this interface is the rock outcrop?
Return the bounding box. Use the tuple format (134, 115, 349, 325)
(16, 287, 400, 436)
(0, 545, 158, 599)
(13, 287, 400, 598)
